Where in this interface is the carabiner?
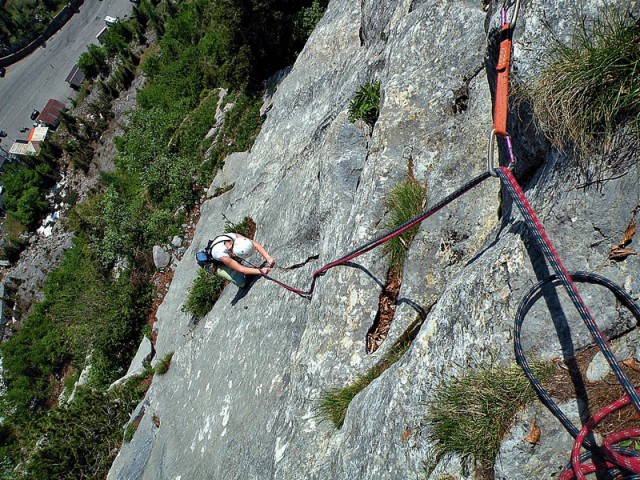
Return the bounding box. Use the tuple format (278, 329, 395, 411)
(501, 0, 521, 29)
(487, 129, 516, 177)
(487, 129, 499, 177)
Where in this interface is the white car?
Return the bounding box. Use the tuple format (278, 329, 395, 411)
(104, 15, 118, 26)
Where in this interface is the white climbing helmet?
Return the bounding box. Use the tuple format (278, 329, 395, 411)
(232, 237, 254, 259)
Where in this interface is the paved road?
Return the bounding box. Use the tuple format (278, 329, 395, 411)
(0, 0, 135, 149)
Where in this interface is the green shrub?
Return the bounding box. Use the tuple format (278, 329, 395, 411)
(0, 215, 27, 262)
(182, 269, 226, 318)
(295, 0, 329, 38)
(154, 351, 174, 375)
(427, 363, 554, 471)
(381, 177, 427, 270)
(63, 138, 95, 171)
(316, 339, 412, 429)
(0, 454, 17, 480)
(171, 90, 222, 159)
(530, 3, 640, 159)
(78, 44, 109, 78)
(0, 304, 68, 418)
(348, 81, 381, 127)
(19, 376, 148, 480)
(0, 238, 152, 420)
(123, 422, 138, 443)
(0, 0, 67, 52)
(1, 163, 50, 228)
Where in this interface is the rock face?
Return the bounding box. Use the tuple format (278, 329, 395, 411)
(109, 1, 640, 479)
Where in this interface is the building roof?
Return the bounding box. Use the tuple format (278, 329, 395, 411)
(27, 126, 49, 143)
(9, 140, 39, 156)
(65, 64, 85, 87)
(37, 99, 66, 127)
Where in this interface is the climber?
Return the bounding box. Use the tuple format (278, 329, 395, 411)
(197, 233, 275, 288)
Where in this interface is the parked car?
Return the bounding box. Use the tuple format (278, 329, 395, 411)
(105, 15, 118, 26)
(0, 131, 6, 138)
(30, 109, 39, 121)
(0, 66, 6, 77)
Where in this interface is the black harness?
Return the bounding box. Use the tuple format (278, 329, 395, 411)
(196, 234, 234, 268)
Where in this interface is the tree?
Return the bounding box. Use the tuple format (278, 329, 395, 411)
(78, 44, 108, 78)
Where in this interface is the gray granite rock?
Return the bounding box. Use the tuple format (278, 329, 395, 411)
(207, 151, 247, 197)
(110, 337, 154, 389)
(171, 236, 183, 248)
(495, 400, 581, 479)
(152, 245, 171, 269)
(109, 1, 640, 479)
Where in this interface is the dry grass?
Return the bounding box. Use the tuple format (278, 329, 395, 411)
(316, 336, 414, 429)
(427, 362, 555, 471)
(529, 3, 640, 162)
(544, 346, 640, 436)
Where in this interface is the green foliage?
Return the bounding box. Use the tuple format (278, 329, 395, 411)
(0, 215, 27, 261)
(348, 81, 381, 126)
(0, 239, 152, 422)
(1, 304, 68, 418)
(93, 186, 138, 269)
(381, 176, 427, 270)
(154, 351, 175, 375)
(171, 90, 222, 159)
(316, 339, 412, 429)
(296, 0, 328, 38)
(198, 0, 309, 90)
(616, 438, 640, 451)
(427, 363, 555, 470)
(1, 161, 52, 228)
(0, 454, 17, 480)
(0, 0, 67, 53)
(78, 44, 109, 78)
(63, 138, 95, 171)
(19, 377, 148, 480)
(101, 21, 134, 57)
(137, 45, 203, 111)
(530, 3, 640, 160)
(182, 269, 225, 319)
(123, 422, 138, 443)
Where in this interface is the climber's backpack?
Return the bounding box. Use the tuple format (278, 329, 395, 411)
(196, 235, 234, 268)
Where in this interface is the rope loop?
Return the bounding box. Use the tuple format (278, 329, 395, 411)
(514, 271, 640, 478)
(500, 164, 640, 478)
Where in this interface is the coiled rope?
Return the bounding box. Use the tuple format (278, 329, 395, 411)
(489, 1, 640, 476)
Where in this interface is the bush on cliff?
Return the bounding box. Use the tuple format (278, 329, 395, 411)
(348, 81, 381, 127)
(530, 2, 640, 160)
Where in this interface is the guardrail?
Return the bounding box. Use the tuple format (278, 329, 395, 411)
(0, 0, 84, 68)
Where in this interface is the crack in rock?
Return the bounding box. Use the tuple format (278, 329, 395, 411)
(281, 254, 320, 270)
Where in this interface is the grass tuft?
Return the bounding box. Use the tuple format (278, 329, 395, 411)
(427, 362, 554, 471)
(382, 177, 427, 270)
(154, 351, 174, 375)
(530, 3, 640, 160)
(316, 338, 412, 429)
(223, 216, 255, 239)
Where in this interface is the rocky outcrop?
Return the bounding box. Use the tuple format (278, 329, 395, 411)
(109, 1, 640, 479)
